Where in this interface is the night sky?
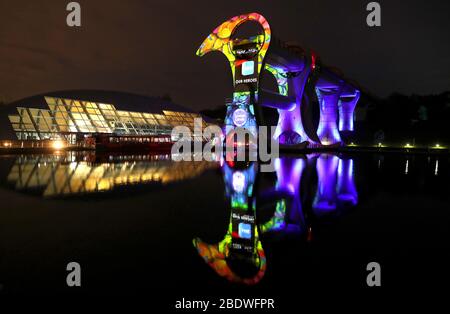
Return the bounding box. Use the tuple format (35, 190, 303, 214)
(1, 0, 449, 111)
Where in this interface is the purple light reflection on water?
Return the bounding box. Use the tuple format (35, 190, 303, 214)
(312, 154, 340, 214)
(337, 158, 358, 205)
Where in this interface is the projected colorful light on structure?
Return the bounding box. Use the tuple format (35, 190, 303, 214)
(196, 12, 361, 148)
(197, 13, 271, 146)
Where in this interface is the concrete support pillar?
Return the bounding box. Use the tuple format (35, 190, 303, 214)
(338, 90, 360, 132)
(316, 88, 342, 145)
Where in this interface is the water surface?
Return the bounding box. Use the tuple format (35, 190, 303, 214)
(0, 151, 448, 303)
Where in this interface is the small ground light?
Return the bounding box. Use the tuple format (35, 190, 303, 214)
(52, 140, 65, 150)
(378, 142, 382, 147)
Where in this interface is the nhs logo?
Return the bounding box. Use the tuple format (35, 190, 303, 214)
(238, 223, 252, 239)
(241, 61, 254, 76)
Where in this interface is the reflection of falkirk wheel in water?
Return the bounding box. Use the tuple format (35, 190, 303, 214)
(259, 157, 307, 233)
(196, 12, 361, 147)
(193, 161, 266, 285)
(193, 154, 358, 285)
(312, 154, 358, 216)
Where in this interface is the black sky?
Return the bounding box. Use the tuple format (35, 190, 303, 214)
(1, 0, 450, 111)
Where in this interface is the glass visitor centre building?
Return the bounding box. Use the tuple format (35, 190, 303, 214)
(4, 91, 214, 143)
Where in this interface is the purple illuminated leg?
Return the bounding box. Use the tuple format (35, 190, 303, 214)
(316, 88, 341, 145)
(338, 91, 360, 131)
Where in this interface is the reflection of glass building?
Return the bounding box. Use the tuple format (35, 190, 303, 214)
(6, 153, 218, 197)
(4, 91, 215, 142)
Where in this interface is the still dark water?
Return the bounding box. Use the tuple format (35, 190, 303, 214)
(0, 151, 448, 306)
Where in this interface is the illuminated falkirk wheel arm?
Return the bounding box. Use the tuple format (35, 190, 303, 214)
(196, 13, 272, 145)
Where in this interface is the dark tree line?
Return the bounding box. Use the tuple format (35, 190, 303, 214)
(361, 91, 450, 146)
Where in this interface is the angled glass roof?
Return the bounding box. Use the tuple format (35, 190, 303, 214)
(8, 96, 214, 140)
